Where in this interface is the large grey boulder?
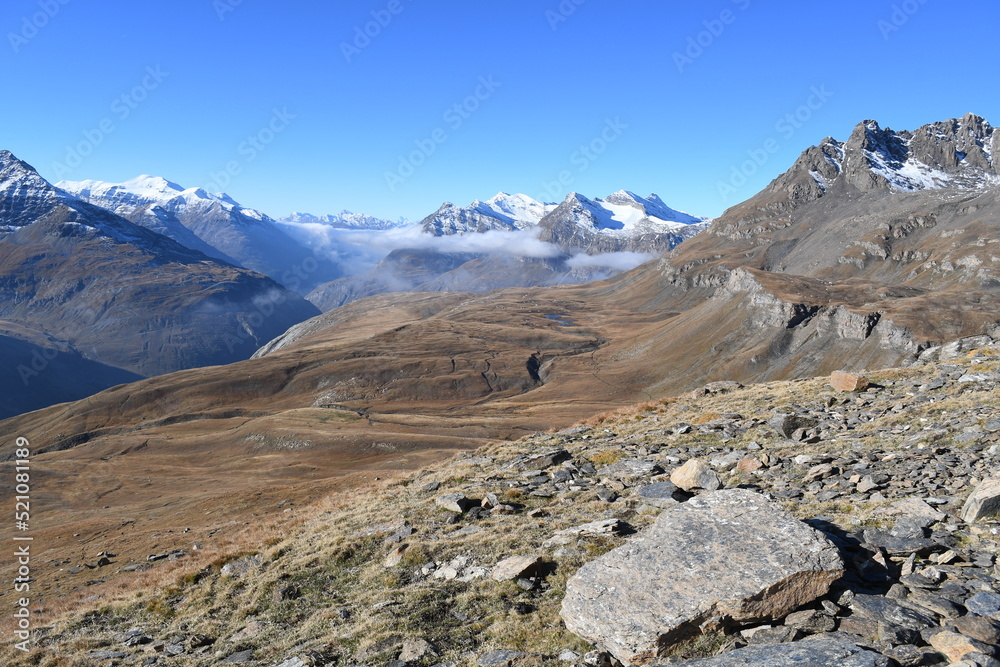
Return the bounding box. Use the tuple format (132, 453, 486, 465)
(650, 636, 889, 666)
(561, 489, 843, 666)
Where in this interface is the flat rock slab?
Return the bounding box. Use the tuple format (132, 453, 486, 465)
(561, 489, 843, 666)
(651, 637, 889, 666)
(492, 556, 543, 582)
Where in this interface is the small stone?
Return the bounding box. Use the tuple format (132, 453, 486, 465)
(384, 545, 408, 568)
(492, 556, 544, 582)
(962, 478, 1000, 523)
(966, 592, 1000, 617)
(737, 456, 764, 473)
(219, 649, 255, 665)
(435, 493, 477, 514)
(770, 412, 819, 438)
(947, 616, 1000, 644)
(929, 630, 994, 662)
(652, 636, 889, 666)
(831, 371, 870, 392)
(745, 626, 800, 644)
(634, 482, 683, 508)
(803, 464, 837, 484)
(399, 638, 437, 662)
(477, 649, 525, 666)
(784, 609, 837, 634)
(670, 459, 721, 492)
(849, 595, 936, 631)
(882, 644, 931, 667)
(857, 476, 880, 494)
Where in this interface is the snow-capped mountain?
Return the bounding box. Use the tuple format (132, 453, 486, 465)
(420, 193, 558, 236)
(0, 150, 319, 409)
(537, 191, 708, 254)
(280, 211, 408, 230)
(307, 190, 709, 311)
(419, 190, 706, 251)
(58, 176, 340, 291)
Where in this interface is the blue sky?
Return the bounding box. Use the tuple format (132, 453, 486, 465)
(3, 0, 998, 221)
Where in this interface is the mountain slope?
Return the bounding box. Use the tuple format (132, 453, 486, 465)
(0, 150, 319, 385)
(645, 113, 1000, 299)
(58, 176, 341, 291)
(5, 346, 1000, 666)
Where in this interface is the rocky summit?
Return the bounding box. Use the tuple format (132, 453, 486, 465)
(6, 342, 1000, 666)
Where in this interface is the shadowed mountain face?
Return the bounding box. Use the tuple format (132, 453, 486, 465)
(0, 321, 143, 420)
(2, 116, 999, 612)
(0, 150, 320, 408)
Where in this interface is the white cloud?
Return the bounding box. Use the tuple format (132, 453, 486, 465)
(565, 251, 655, 272)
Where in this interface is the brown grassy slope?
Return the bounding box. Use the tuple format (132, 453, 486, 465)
(4, 348, 999, 666)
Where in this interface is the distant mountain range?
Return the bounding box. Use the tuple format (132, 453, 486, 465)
(280, 210, 410, 230)
(57, 176, 347, 291)
(3, 153, 709, 416)
(0, 152, 318, 418)
(306, 190, 708, 311)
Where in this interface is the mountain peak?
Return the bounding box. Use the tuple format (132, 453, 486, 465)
(729, 114, 999, 221)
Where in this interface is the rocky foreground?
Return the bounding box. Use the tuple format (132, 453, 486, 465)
(7, 338, 1000, 666)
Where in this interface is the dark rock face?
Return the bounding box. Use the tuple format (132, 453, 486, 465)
(0, 151, 319, 408)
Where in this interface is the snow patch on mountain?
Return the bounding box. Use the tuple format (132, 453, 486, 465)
(472, 192, 556, 227)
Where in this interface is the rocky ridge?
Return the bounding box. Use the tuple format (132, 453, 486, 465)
(8, 342, 1000, 666)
